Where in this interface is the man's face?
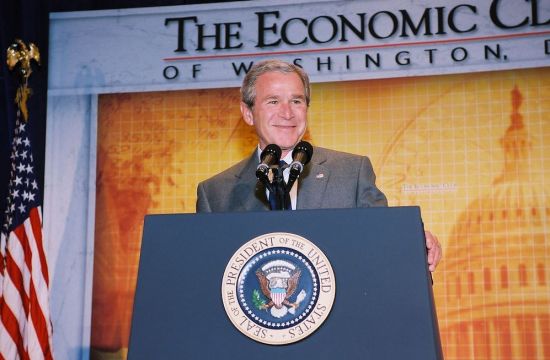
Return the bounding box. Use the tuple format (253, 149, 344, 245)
(241, 71, 308, 156)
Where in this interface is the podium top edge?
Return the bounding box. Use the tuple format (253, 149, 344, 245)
(144, 205, 421, 218)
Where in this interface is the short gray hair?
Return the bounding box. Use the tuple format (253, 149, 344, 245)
(240, 59, 311, 108)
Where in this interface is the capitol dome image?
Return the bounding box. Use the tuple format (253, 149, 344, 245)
(441, 86, 549, 359)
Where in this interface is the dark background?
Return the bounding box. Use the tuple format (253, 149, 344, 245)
(0, 0, 244, 228)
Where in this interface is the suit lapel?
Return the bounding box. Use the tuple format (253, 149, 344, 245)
(234, 151, 270, 212)
(297, 148, 329, 210)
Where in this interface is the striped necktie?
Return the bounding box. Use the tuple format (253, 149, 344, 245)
(268, 161, 292, 210)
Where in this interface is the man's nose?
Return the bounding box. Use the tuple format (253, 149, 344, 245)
(278, 103, 293, 119)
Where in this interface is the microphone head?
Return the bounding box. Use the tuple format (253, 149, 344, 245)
(292, 141, 313, 165)
(260, 144, 282, 164)
(257, 144, 282, 180)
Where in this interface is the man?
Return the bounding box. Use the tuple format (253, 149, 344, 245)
(196, 59, 441, 271)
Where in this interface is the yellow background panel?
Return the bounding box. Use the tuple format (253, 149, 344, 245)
(91, 67, 550, 360)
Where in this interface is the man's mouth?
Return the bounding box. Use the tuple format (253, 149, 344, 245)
(273, 125, 295, 129)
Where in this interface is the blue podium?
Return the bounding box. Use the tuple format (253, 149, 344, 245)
(128, 207, 443, 359)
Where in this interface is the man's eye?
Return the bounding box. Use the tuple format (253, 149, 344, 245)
(268, 100, 278, 104)
(292, 99, 303, 104)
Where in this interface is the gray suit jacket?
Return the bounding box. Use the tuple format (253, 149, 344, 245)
(196, 146, 388, 212)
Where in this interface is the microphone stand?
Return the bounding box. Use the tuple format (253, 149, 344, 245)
(257, 141, 311, 210)
(257, 163, 291, 210)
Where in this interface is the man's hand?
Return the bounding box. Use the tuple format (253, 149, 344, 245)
(425, 231, 442, 272)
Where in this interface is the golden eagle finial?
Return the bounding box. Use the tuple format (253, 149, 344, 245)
(6, 39, 41, 121)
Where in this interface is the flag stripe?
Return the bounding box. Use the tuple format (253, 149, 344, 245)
(0, 294, 28, 359)
(26, 216, 53, 359)
(4, 248, 30, 317)
(1, 239, 50, 360)
(29, 209, 49, 286)
(29, 284, 48, 360)
(1, 255, 31, 360)
(1, 263, 27, 330)
(0, 233, 5, 297)
(25, 214, 51, 314)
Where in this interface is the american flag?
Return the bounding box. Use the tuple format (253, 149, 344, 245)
(0, 115, 54, 359)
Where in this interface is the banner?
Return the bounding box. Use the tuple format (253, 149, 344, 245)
(49, 0, 550, 94)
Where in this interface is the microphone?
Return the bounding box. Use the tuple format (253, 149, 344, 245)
(286, 141, 313, 191)
(256, 144, 282, 180)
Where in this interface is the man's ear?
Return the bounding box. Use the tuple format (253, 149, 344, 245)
(240, 102, 254, 126)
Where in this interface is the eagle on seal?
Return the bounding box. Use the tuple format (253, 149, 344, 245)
(256, 268, 301, 310)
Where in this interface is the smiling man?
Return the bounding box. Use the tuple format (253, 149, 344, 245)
(196, 59, 441, 271)
(240, 69, 308, 156)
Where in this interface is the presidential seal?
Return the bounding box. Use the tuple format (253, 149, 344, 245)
(221, 232, 336, 345)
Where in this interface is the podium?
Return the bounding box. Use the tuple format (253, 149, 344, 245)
(128, 207, 443, 359)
